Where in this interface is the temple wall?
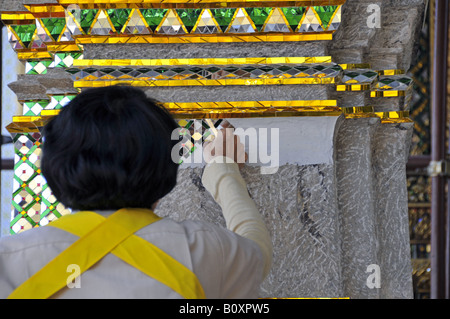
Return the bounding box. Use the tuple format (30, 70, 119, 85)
(0, 0, 426, 298)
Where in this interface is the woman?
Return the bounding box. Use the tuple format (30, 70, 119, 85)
(0, 86, 272, 299)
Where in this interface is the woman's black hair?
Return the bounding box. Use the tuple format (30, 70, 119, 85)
(41, 86, 179, 211)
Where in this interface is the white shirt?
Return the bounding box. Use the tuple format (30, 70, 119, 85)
(0, 159, 272, 299)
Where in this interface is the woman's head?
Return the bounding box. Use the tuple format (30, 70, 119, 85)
(41, 86, 179, 211)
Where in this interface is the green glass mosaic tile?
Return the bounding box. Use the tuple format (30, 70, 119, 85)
(211, 8, 236, 32)
(313, 5, 339, 29)
(23, 100, 49, 116)
(79, 9, 99, 34)
(11, 24, 37, 48)
(246, 7, 272, 31)
(106, 8, 132, 32)
(281, 7, 306, 31)
(176, 9, 202, 33)
(40, 17, 66, 41)
(140, 8, 168, 32)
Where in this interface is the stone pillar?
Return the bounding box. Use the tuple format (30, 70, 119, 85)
(372, 123, 415, 298)
(335, 116, 381, 299)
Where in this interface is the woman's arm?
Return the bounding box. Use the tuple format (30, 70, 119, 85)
(202, 124, 273, 278)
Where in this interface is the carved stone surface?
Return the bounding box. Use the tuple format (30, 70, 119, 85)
(0, 0, 58, 11)
(157, 163, 344, 298)
(156, 115, 344, 298)
(328, 0, 425, 71)
(336, 117, 381, 299)
(141, 85, 330, 104)
(84, 42, 327, 60)
(372, 123, 415, 298)
(7, 68, 79, 101)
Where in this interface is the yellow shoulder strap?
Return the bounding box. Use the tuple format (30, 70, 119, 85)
(8, 208, 205, 299)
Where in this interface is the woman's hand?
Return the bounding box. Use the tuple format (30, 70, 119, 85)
(203, 121, 248, 169)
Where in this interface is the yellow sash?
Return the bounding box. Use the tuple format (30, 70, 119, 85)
(8, 208, 206, 299)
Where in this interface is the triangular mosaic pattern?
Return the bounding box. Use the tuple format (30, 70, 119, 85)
(176, 9, 202, 33)
(106, 8, 132, 33)
(298, 6, 323, 32)
(10, 24, 36, 49)
(326, 6, 342, 31)
(139, 8, 168, 32)
(192, 9, 220, 34)
(156, 9, 188, 35)
(211, 8, 237, 32)
(314, 6, 339, 30)
(65, 10, 84, 36)
(342, 69, 379, 84)
(122, 9, 151, 35)
(40, 17, 66, 42)
(7, 27, 25, 50)
(77, 9, 99, 34)
(89, 9, 115, 35)
(263, 8, 292, 32)
(226, 9, 257, 33)
(3, 4, 344, 54)
(32, 19, 52, 49)
(246, 7, 272, 32)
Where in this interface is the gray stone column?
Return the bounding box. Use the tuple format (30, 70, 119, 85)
(335, 116, 381, 299)
(372, 123, 414, 298)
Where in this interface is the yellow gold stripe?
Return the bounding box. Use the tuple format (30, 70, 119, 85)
(340, 106, 378, 119)
(74, 33, 334, 45)
(341, 106, 375, 114)
(6, 123, 41, 134)
(370, 90, 406, 98)
(339, 63, 371, 70)
(8, 101, 408, 126)
(12, 116, 44, 123)
(21, 100, 339, 115)
(166, 100, 338, 109)
(73, 77, 337, 87)
(1, 13, 35, 20)
(7, 116, 49, 133)
(374, 111, 412, 123)
(23, 4, 66, 14)
(170, 109, 344, 119)
(73, 56, 333, 67)
(336, 84, 371, 91)
(17, 51, 53, 60)
(46, 44, 83, 52)
(41, 110, 61, 117)
(377, 69, 405, 76)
